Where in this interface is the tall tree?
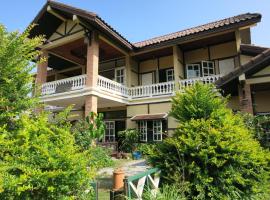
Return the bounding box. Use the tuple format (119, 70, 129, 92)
(0, 24, 44, 129)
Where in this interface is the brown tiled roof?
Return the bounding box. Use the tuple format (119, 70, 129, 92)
(240, 44, 268, 56)
(31, 1, 261, 51)
(31, 0, 133, 50)
(131, 113, 168, 121)
(133, 13, 261, 48)
(216, 48, 270, 87)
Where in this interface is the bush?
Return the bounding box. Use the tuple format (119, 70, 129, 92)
(0, 113, 95, 199)
(118, 129, 139, 152)
(147, 83, 270, 199)
(137, 143, 156, 156)
(241, 112, 270, 148)
(88, 146, 114, 169)
(73, 112, 105, 150)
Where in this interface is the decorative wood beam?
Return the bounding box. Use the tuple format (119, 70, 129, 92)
(48, 51, 84, 66)
(47, 5, 67, 21)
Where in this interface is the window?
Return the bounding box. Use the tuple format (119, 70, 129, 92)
(166, 69, 174, 82)
(218, 58, 234, 75)
(104, 121, 115, 142)
(186, 64, 201, 78)
(153, 120, 162, 141)
(139, 121, 147, 142)
(202, 61, 215, 77)
(115, 67, 125, 85)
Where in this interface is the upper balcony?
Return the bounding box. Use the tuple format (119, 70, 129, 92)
(41, 74, 222, 103)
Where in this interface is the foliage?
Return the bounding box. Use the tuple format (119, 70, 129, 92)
(137, 143, 156, 156)
(0, 24, 44, 130)
(141, 184, 187, 200)
(88, 146, 114, 169)
(170, 83, 226, 122)
(241, 112, 270, 148)
(73, 112, 105, 150)
(118, 129, 139, 152)
(148, 82, 270, 199)
(0, 112, 95, 199)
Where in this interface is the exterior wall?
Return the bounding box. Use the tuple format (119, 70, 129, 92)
(240, 54, 252, 65)
(227, 96, 240, 111)
(253, 65, 270, 77)
(240, 28, 251, 44)
(126, 102, 178, 135)
(140, 59, 158, 73)
(254, 91, 270, 113)
(184, 48, 208, 63)
(159, 55, 174, 69)
(209, 41, 237, 60)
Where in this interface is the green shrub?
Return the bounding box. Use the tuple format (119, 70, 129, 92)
(147, 83, 270, 199)
(88, 146, 114, 169)
(137, 143, 156, 156)
(0, 113, 95, 199)
(241, 112, 270, 148)
(73, 112, 105, 150)
(118, 129, 139, 152)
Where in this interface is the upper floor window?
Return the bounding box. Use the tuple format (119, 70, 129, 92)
(186, 64, 201, 79)
(186, 61, 215, 79)
(115, 67, 125, 85)
(166, 69, 174, 82)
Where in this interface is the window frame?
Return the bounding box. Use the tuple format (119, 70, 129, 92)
(186, 63, 201, 79)
(153, 120, 162, 141)
(104, 121, 115, 142)
(139, 121, 148, 142)
(166, 68, 175, 82)
(201, 61, 215, 77)
(115, 67, 126, 85)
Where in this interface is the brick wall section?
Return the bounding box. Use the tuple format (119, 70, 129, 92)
(36, 51, 48, 88)
(85, 31, 99, 115)
(238, 83, 254, 114)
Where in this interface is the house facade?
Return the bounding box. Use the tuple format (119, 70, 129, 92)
(32, 1, 270, 143)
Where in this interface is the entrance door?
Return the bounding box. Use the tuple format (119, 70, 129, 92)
(104, 121, 115, 142)
(141, 73, 153, 85)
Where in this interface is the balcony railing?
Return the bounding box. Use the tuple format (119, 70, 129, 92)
(97, 75, 129, 97)
(129, 81, 175, 98)
(41, 74, 87, 95)
(179, 74, 222, 91)
(41, 74, 222, 100)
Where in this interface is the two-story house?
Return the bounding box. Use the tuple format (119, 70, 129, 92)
(31, 1, 270, 143)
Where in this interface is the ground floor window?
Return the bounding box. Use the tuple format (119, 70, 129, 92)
(153, 120, 162, 141)
(104, 121, 115, 142)
(138, 120, 165, 142)
(139, 121, 147, 142)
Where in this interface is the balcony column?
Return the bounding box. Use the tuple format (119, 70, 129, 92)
(238, 82, 254, 114)
(85, 31, 99, 116)
(36, 50, 48, 93)
(173, 45, 184, 90)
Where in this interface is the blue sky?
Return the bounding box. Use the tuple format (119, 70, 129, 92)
(0, 0, 269, 46)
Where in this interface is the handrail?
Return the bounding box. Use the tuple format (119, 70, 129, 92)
(41, 74, 222, 99)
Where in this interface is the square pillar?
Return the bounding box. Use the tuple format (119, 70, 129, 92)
(85, 31, 99, 115)
(173, 45, 184, 89)
(86, 31, 99, 88)
(238, 82, 254, 114)
(36, 50, 48, 88)
(85, 95, 98, 117)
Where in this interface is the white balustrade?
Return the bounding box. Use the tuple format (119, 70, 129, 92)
(41, 74, 222, 99)
(41, 74, 87, 95)
(97, 75, 129, 97)
(179, 74, 222, 91)
(129, 81, 175, 98)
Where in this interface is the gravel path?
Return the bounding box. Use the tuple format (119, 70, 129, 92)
(97, 159, 150, 177)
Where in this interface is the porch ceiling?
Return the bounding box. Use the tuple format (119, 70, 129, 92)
(47, 38, 125, 70)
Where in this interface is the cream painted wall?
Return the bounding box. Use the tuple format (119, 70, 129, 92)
(254, 91, 270, 113)
(140, 59, 158, 73)
(210, 41, 237, 60)
(240, 55, 252, 65)
(253, 65, 270, 76)
(184, 48, 208, 63)
(227, 96, 240, 111)
(159, 55, 173, 69)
